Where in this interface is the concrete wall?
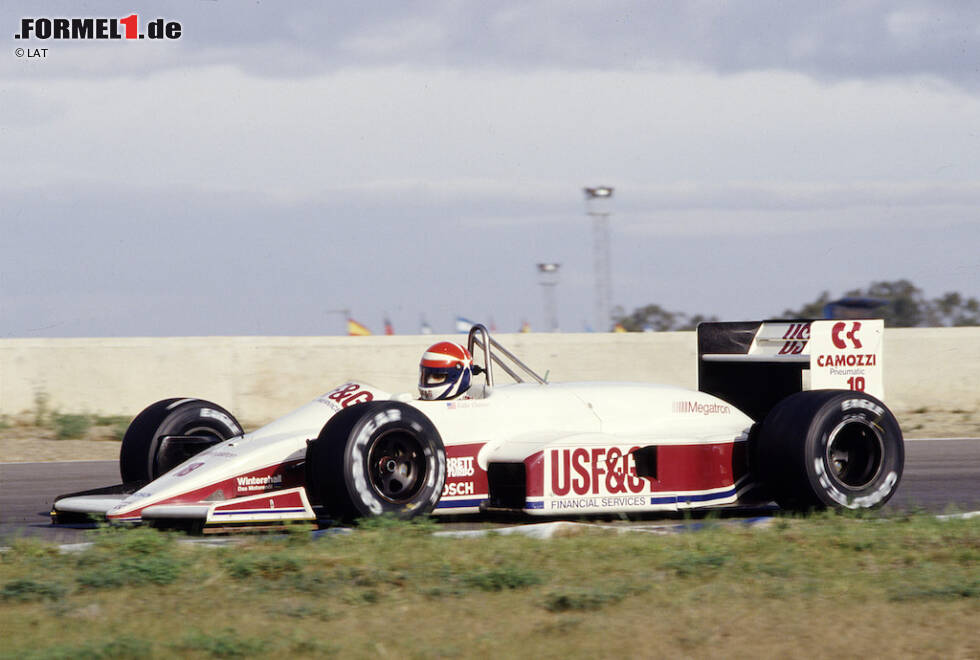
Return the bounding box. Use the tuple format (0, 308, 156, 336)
(1, 329, 977, 423)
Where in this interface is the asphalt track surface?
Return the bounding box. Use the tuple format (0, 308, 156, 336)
(1, 438, 978, 543)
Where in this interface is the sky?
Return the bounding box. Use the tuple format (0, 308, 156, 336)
(1, 1, 978, 336)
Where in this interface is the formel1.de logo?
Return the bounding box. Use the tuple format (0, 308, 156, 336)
(15, 15, 182, 41)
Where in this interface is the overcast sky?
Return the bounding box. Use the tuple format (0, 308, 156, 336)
(2, 1, 978, 336)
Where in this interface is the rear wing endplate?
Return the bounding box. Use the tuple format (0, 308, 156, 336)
(697, 320, 884, 421)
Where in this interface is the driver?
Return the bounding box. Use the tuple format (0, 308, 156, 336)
(419, 341, 474, 400)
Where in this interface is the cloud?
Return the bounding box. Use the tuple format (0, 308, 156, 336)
(5, 64, 978, 214)
(4, 2, 980, 90)
(339, 16, 449, 59)
(2, 2, 977, 337)
(0, 88, 68, 126)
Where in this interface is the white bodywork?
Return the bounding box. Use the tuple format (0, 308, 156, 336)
(54, 381, 753, 524)
(52, 319, 885, 525)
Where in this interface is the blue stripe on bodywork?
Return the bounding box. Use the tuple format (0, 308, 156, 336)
(650, 488, 737, 506)
(436, 489, 737, 511)
(435, 498, 485, 509)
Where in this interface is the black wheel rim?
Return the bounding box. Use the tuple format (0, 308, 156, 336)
(152, 423, 230, 477)
(367, 431, 427, 503)
(825, 418, 884, 490)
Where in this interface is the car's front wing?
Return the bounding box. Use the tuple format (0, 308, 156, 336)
(52, 487, 316, 527)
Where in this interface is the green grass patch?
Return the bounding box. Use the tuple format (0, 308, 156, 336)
(0, 514, 977, 658)
(8, 635, 152, 660)
(222, 551, 303, 580)
(74, 526, 188, 588)
(461, 565, 544, 591)
(0, 578, 67, 602)
(889, 576, 980, 601)
(173, 629, 270, 657)
(91, 415, 132, 441)
(53, 413, 91, 439)
(542, 581, 647, 612)
(53, 412, 132, 441)
(662, 547, 730, 576)
(23, 407, 132, 441)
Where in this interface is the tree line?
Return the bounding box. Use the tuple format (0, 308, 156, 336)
(613, 279, 980, 331)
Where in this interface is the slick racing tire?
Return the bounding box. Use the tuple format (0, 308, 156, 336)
(756, 390, 904, 511)
(306, 402, 446, 522)
(119, 398, 243, 484)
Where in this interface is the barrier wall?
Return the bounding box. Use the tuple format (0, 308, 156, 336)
(1, 329, 977, 423)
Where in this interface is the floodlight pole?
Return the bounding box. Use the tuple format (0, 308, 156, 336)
(584, 186, 614, 332)
(536, 263, 561, 332)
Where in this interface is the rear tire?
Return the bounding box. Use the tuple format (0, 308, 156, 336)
(306, 402, 446, 522)
(756, 390, 904, 511)
(119, 398, 242, 483)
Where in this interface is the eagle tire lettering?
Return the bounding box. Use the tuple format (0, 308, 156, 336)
(841, 398, 883, 416)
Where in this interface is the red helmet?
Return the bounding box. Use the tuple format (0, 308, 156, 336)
(419, 341, 473, 400)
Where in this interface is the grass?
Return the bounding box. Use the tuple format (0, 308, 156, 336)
(0, 513, 978, 658)
(92, 415, 132, 439)
(50, 413, 131, 441)
(52, 413, 92, 439)
(8, 411, 133, 441)
(10, 392, 133, 441)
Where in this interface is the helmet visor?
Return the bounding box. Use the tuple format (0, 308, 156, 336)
(421, 368, 451, 387)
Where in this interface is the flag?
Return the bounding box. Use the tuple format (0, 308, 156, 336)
(455, 316, 475, 333)
(520, 320, 531, 333)
(384, 316, 394, 335)
(347, 318, 372, 336)
(420, 316, 433, 334)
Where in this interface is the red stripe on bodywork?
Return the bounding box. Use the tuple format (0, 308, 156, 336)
(656, 443, 735, 491)
(212, 489, 306, 512)
(525, 451, 544, 496)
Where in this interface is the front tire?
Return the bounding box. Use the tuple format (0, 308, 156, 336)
(756, 390, 904, 511)
(119, 398, 243, 484)
(306, 402, 446, 522)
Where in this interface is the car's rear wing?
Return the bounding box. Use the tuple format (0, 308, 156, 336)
(697, 320, 884, 421)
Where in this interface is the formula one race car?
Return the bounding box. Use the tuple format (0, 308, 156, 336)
(52, 321, 904, 530)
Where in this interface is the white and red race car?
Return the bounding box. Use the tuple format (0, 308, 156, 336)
(52, 321, 904, 530)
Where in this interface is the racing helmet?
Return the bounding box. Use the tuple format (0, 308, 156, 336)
(419, 341, 473, 400)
